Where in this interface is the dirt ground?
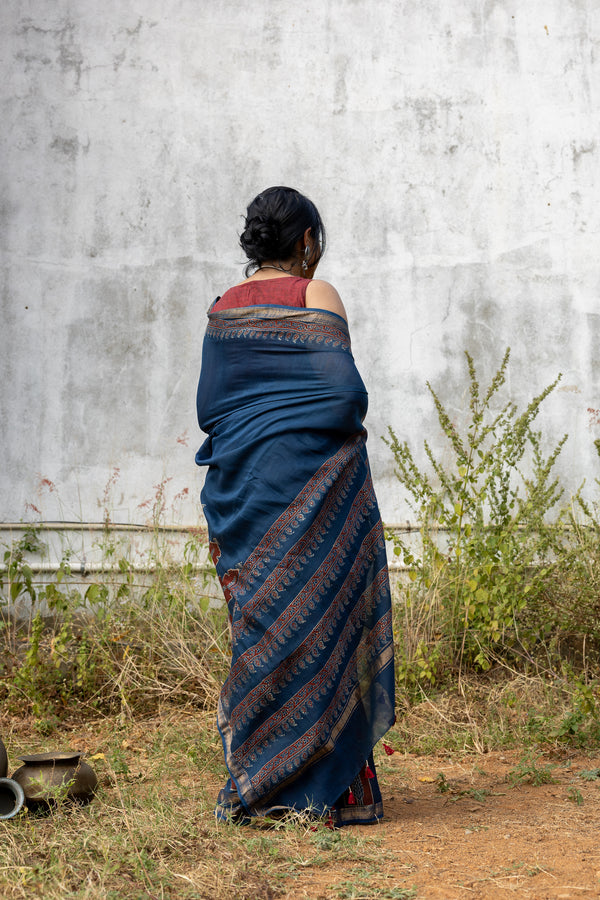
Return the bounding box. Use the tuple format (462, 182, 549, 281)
(3, 712, 599, 900)
(294, 749, 600, 900)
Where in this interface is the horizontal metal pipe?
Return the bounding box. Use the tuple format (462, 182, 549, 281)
(0, 520, 424, 533)
(0, 563, 213, 576)
(0, 521, 208, 534)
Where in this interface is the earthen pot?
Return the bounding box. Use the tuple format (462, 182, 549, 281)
(12, 751, 98, 809)
(0, 738, 7, 778)
(0, 777, 25, 819)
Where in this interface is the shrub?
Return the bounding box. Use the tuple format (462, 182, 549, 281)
(385, 348, 568, 686)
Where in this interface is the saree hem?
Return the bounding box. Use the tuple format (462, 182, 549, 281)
(215, 754, 386, 828)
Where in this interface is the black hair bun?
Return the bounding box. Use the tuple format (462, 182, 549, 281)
(238, 186, 325, 275)
(240, 216, 280, 260)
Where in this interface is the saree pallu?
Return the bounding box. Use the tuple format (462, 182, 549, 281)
(195, 305, 395, 825)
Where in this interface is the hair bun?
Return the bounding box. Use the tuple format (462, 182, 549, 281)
(240, 216, 280, 259)
(238, 187, 325, 275)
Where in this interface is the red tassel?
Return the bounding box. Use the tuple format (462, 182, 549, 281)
(347, 790, 356, 805)
(365, 765, 375, 779)
(383, 743, 395, 756)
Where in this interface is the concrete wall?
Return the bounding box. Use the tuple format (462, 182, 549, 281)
(1, 0, 599, 533)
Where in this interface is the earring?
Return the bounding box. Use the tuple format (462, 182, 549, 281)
(302, 245, 310, 273)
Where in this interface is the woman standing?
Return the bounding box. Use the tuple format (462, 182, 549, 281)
(196, 187, 395, 825)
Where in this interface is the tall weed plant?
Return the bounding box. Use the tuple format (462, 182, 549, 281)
(385, 348, 569, 686)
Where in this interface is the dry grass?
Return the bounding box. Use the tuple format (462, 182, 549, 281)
(0, 709, 397, 900)
(393, 670, 600, 755)
(99, 598, 229, 715)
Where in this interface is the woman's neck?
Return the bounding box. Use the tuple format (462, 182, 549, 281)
(247, 262, 300, 281)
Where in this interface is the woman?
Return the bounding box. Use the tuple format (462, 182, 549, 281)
(195, 187, 395, 826)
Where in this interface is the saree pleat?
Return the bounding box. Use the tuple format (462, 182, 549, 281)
(195, 306, 395, 823)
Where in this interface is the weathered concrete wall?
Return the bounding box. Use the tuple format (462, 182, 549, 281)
(1, 0, 599, 530)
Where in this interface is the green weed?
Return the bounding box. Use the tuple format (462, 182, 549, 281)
(435, 772, 489, 802)
(506, 753, 557, 786)
(333, 872, 418, 900)
(578, 767, 600, 781)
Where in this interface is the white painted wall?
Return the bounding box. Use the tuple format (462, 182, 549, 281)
(1, 0, 599, 531)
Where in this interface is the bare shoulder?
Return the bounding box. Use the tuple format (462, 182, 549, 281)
(305, 279, 348, 322)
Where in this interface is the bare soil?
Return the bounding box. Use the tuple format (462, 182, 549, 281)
(295, 749, 600, 900)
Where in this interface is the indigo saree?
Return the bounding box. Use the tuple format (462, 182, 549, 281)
(195, 305, 395, 825)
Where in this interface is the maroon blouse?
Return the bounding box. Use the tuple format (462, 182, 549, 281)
(212, 276, 309, 311)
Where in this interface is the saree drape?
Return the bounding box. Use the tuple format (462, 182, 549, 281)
(195, 305, 395, 823)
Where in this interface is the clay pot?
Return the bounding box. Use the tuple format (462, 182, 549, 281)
(0, 738, 7, 779)
(12, 751, 98, 809)
(0, 778, 25, 819)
